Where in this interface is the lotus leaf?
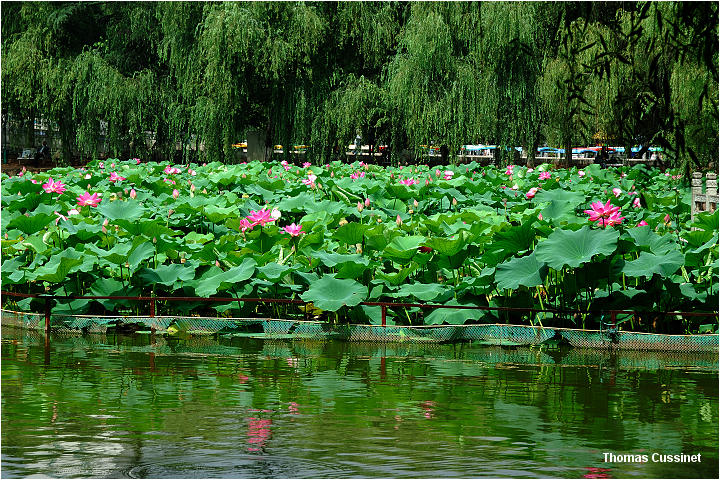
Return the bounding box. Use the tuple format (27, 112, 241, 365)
(300, 274, 368, 311)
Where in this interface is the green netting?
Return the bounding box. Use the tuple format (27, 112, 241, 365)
(2, 310, 717, 353)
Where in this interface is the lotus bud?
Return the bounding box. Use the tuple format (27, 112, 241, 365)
(365, 198, 370, 207)
(129, 189, 137, 199)
(318, 183, 322, 189)
(452, 198, 458, 206)
(103, 219, 109, 227)
(413, 199, 418, 208)
(168, 209, 174, 216)
(172, 189, 179, 199)
(202, 188, 207, 194)
(396, 215, 403, 226)
(215, 260, 221, 267)
(330, 171, 334, 177)
(87, 184, 91, 189)
(357, 201, 364, 213)
(242, 174, 247, 178)
(153, 237, 157, 244)
(356, 244, 363, 254)
(4, 233, 7, 240)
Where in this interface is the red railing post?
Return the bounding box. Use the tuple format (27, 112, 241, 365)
(44, 297, 51, 334)
(150, 297, 156, 317)
(610, 310, 617, 329)
(381, 305, 386, 327)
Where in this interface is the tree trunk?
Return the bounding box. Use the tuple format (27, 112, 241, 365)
(526, 140, 537, 168)
(564, 137, 572, 169)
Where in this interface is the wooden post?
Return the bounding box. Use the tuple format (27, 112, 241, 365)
(381, 305, 387, 327)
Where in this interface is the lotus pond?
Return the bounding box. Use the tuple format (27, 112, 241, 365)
(1, 160, 717, 332)
(1, 330, 718, 478)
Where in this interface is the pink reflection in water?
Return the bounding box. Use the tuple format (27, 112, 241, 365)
(247, 417, 272, 452)
(583, 467, 612, 478)
(420, 400, 437, 419)
(288, 402, 299, 414)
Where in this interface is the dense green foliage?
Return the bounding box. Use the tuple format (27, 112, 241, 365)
(2, 1, 717, 168)
(1, 160, 717, 332)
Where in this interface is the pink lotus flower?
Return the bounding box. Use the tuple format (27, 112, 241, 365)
(396, 215, 403, 226)
(133, 158, 141, 164)
(584, 200, 621, 227)
(282, 223, 305, 236)
(164, 165, 181, 175)
(664, 214, 671, 225)
(605, 211, 625, 226)
(76, 191, 102, 207)
(526, 187, 538, 199)
(633, 197, 641, 208)
(578, 170, 585, 177)
(505, 166, 514, 176)
(109, 171, 126, 182)
(637, 220, 648, 226)
(302, 162, 311, 168)
(98, 162, 104, 169)
(538, 213, 543, 220)
(172, 189, 179, 199)
(42, 177, 66, 194)
(350, 171, 365, 180)
(443, 170, 454, 180)
(612, 187, 622, 197)
(247, 208, 275, 227)
(54, 211, 68, 225)
(539, 171, 551, 180)
(239, 218, 254, 233)
(399, 178, 419, 185)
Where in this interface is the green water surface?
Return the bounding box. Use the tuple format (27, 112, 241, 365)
(1, 328, 718, 478)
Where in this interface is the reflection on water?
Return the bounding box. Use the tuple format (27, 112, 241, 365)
(1, 328, 718, 479)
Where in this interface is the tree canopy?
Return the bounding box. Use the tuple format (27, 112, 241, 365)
(1, 1, 717, 168)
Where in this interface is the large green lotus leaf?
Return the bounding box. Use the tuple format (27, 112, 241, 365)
(115, 218, 177, 238)
(426, 231, 467, 257)
(375, 263, 418, 286)
(627, 226, 677, 255)
(313, 250, 368, 268)
(1, 256, 26, 284)
(334, 258, 374, 279)
(277, 192, 315, 212)
(127, 241, 155, 272)
(495, 252, 547, 290)
(382, 235, 426, 262)
(682, 229, 715, 249)
(61, 221, 104, 241)
(183, 232, 214, 244)
(333, 222, 368, 245)
(19, 233, 51, 254)
(690, 210, 719, 232)
(300, 274, 368, 312)
(535, 226, 619, 269)
(191, 258, 257, 296)
(385, 184, 414, 200)
(484, 222, 537, 264)
(622, 250, 684, 278)
(28, 249, 84, 283)
(6, 213, 54, 234)
(97, 200, 146, 221)
(139, 262, 197, 286)
(394, 282, 451, 302)
(257, 262, 292, 282)
(204, 205, 236, 223)
(534, 188, 585, 205)
(423, 303, 484, 325)
(90, 277, 125, 297)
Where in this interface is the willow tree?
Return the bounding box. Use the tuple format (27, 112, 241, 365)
(386, 2, 484, 158)
(476, 2, 562, 166)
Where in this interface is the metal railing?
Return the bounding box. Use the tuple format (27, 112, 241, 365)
(2, 290, 717, 335)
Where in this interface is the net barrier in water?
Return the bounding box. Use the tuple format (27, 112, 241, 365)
(2, 309, 717, 353)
